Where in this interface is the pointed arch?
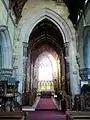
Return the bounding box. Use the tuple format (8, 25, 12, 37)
(34, 51, 58, 82)
(19, 8, 74, 43)
(19, 8, 79, 95)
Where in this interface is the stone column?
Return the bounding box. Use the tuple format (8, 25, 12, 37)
(64, 42, 70, 93)
(29, 59, 35, 105)
(69, 40, 80, 96)
(25, 57, 28, 93)
(29, 58, 31, 105)
(60, 52, 66, 91)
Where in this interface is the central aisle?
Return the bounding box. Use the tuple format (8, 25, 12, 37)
(36, 98, 57, 110)
(28, 98, 66, 120)
(28, 111, 66, 120)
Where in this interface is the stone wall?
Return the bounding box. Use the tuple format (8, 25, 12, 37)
(77, 1, 90, 69)
(0, 0, 15, 46)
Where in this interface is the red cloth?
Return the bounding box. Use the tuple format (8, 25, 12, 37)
(28, 111, 66, 120)
(36, 98, 56, 110)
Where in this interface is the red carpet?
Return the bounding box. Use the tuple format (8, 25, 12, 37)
(28, 111, 66, 120)
(28, 98, 66, 120)
(36, 98, 57, 110)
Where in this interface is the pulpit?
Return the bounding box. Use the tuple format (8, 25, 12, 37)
(0, 69, 19, 112)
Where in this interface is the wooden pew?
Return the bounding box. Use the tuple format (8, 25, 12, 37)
(0, 111, 26, 120)
(66, 111, 90, 120)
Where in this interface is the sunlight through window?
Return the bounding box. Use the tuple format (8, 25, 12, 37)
(39, 57, 52, 81)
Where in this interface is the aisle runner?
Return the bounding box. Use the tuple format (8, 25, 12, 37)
(28, 111, 66, 120)
(28, 98, 66, 120)
(36, 98, 57, 110)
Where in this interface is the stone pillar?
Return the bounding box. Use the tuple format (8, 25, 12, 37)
(64, 42, 70, 93)
(57, 59, 61, 89)
(32, 61, 34, 90)
(25, 57, 28, 92)
(27, 55, 30, 92)
(29, 60, 32, 106)
(60, 52, 66, 91)
(69, 40, 80, 96)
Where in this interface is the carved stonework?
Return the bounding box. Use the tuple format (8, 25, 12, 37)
(10, 0, 65, 22)
(85, 92, 90, 111)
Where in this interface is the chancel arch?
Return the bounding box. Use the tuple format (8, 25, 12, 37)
(19, 8, 79, 96)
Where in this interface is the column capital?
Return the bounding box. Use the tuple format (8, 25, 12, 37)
(64, 42, 69, 57)
(64, 42, 69, 47)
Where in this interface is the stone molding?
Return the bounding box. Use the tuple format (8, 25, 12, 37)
(0, 25, 12, 69)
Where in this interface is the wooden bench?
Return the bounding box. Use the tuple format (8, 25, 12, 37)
(66, 111, 90, 120)
(0, 111, 26, 120)
(69, 115, 90, 120)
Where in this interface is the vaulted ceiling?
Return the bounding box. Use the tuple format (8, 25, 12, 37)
(27, 18, 65, 63)
(28, 18, 64, 55)
(11, 0, 86, 24)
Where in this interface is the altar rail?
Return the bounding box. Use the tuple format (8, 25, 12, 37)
(66, 111, 90, 120)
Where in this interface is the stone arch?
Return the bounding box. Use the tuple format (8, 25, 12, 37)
(0, 26, 12, 69)
(19, 8, 74, 75)
(20, 8, 74, 43)
(19, 8, 79, 95)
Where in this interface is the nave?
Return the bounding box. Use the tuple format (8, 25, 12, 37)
(27, 92, 66, 120)
(0, 0, 90, 120)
